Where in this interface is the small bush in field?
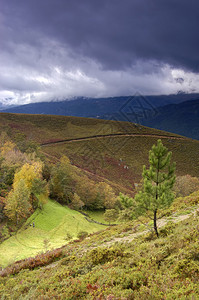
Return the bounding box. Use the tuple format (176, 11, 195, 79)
(77, 231, 88, 240)
(65, 232, 73, 241)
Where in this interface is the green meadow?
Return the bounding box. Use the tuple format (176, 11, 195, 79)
(0, 199, 106, 268)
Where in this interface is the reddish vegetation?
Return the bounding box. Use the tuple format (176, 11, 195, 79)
(0, 247, 64, 277)
(9, 123, 23, 130)
(104, 155, 136, 184)
(68, 152, 137, 196)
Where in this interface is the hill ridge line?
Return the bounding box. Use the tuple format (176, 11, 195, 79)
(40, 133, 186, 146)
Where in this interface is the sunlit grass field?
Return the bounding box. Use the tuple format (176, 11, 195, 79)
(0, 199, 106, 268)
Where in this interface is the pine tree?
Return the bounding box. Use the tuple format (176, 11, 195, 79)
(134, 139, 176, 237)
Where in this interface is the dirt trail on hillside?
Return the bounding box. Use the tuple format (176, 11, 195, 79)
(86, 207, 199, 249)
(43, 207, 198, 271)
(40, 133, 186, 146)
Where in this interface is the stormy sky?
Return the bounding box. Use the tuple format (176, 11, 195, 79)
(1, 0, 199, 105)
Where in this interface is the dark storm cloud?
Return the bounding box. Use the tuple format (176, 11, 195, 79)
(1, 0, 199, 72)
(0, 0, 199, 104)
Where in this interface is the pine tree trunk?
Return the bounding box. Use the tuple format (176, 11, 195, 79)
(154, 156, 160, 238)
(154, 209, 159, 237)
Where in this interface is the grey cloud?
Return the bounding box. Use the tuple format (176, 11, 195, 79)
(1, 0, 199, 72)
(0, 74, 43, 92)
(0, 0, 199, 104)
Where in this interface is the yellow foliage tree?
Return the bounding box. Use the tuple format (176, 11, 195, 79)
(5, 179, 31, 224)
(0, 139, 33, 167)
(1, 141, 17, 157)
(13, 162, 43, 192)
(60, 155, 71, 166)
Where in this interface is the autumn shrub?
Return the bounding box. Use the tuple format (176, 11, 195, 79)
(87, 246, 124, 265)
(121, 224, 133, 233)
(0, 247, 63, 277)
(70, 192, 85, 210)
(141, 231, 157, 241)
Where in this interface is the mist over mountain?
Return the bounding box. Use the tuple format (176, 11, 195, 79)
(1, 93, 199, 115)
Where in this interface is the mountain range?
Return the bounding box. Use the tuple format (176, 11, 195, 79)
(1, 93, 199, 139)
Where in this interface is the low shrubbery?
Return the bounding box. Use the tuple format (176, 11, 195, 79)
(0, 215, 199, 299)
(87, 246, 124, 265)
(77, 231, 88, 240)
(159, 221, 177, 237)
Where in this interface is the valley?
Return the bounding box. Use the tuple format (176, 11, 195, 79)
(1, 1, 199, 298)
(0, 113, 198, 299)
(0, 199, 106, 268)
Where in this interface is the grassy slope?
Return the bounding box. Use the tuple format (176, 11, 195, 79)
(0, 113, 199, 193)
(0, 113, 198, 298)
(0, 201, 198, 299)
(84, 210, 111, 224)
(0, 199, 106, 268)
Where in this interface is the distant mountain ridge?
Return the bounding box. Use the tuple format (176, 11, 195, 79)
(1, 93, 199, 140)
(1, 93, 199, 116)
(142, 99, 199, 140)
